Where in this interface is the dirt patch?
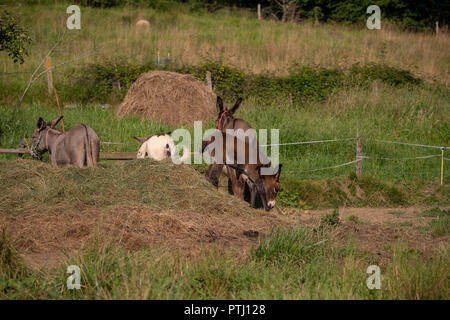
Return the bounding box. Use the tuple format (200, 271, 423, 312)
(280, 206, 448, 262)
(116, 71, 217, 124)
(3, 205, 447, 270)
(0, 205, 292, 270)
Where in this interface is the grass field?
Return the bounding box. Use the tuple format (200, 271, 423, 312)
(0, 160, 448, 299)
(0, 1, 449, 300)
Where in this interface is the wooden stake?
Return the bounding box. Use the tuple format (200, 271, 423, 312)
(53, 87, 65, 132)
(257, 4, 262, 20)
(206, 71, 212, 90)
(46, 56, 54, 96)
(356, 137, 362, 178)
(441, 148, 445, 185)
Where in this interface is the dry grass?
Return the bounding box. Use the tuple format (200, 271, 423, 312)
(116, 71, 216, 124)
(3, 4, 450, 85)
(0, 159, 288, 261)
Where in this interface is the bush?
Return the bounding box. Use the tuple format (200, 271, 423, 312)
(63, 60, 423, 104)
(349, 63, 422, 87)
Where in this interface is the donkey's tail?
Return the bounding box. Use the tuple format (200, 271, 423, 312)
(81, 124, 94, 167)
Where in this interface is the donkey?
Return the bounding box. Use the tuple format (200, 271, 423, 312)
(206, 96, 251, 187)
(30, 116, 100, 168)
(208, 96, 271, 208)
(201, 131, 282, 211)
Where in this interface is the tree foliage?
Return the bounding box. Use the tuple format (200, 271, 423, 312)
(0, 11, 32, 64)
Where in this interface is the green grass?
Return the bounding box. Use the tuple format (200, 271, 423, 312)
(0, 153, 448, 299)
(386, 222, 414, 228)
(416, 208, 450, 237)
(1, 92, 449, 209)
(419, 207, 450, 218)
(429, 217, 450, 237)
(347, 215, 365, 225)
(1, 227, 448, 299)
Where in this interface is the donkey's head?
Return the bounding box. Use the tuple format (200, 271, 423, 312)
(30, 116, 63, 158)
(259, 164, 282, 210)
(215, 96, 243, 131)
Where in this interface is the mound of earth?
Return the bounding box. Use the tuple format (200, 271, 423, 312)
(0, 160, 445, 270)
(116, 71, 217, 125)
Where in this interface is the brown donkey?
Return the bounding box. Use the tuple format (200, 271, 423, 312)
(208, 96, 280, 209)
(206, 96, 252, 187)
(30, 116, 100, 168)
(201, 131, 282, 211)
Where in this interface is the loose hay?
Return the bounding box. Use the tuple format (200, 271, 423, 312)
(116, 71, 217, 125)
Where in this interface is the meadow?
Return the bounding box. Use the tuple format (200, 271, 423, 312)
(0, 1, 449, 300)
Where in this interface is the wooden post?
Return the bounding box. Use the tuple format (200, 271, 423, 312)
(46, 56, 53, 96)
(356, 137, 362, 178)
(53, 87, 65, 132)
(436, 21, 439, 35)
(257, 4, 262, 20)
(206, 71, 212, 90)
(441, 148, 445, 185)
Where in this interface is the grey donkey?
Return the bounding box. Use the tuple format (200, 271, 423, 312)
(30, 116, 100, 167)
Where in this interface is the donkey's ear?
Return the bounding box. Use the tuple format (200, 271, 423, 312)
(230, 98, 243, 114)
(217, 96, 224, 113)
(275, 164, 282, 181)
(36, 117, 45, 130)
(49, 115, 63, 128)
(133, 136, 147, 144)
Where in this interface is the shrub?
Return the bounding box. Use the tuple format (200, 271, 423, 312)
(349, 63, 422, 87)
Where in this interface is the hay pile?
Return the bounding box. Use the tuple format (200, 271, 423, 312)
(116, 71, 217, 124)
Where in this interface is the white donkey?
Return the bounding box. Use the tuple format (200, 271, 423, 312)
(133, 133, 189, 162)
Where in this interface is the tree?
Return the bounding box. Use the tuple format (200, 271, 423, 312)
(272, 0, 301, 22)
(0, 11, 32, 64)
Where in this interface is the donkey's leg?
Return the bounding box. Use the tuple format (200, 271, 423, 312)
(71, 141, 85, 167)
(50, 153, 59, 168)
(210, 163, 223, 188)
(240, 174, 257, 207)
(246, 169, 269, 211)
(205, 164, 214, 184)
(92, 139, 100, 165)
(249, 181, 258, 208)
(227, 167, 245, 200)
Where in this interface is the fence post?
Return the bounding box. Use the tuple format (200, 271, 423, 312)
(441, 147, 445, 185)
(53, 87, 65, 132)
(436, 21, 439, 35)
(46, 56, 54, 96)
(356, 137, 362, 178)
(257, 4, 262, 20)
(206, 71, 212, 90)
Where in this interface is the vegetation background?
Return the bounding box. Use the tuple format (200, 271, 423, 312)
(0, 0, 448, 300)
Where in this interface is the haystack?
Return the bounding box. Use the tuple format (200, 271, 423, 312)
(116, 71, 217, 125)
